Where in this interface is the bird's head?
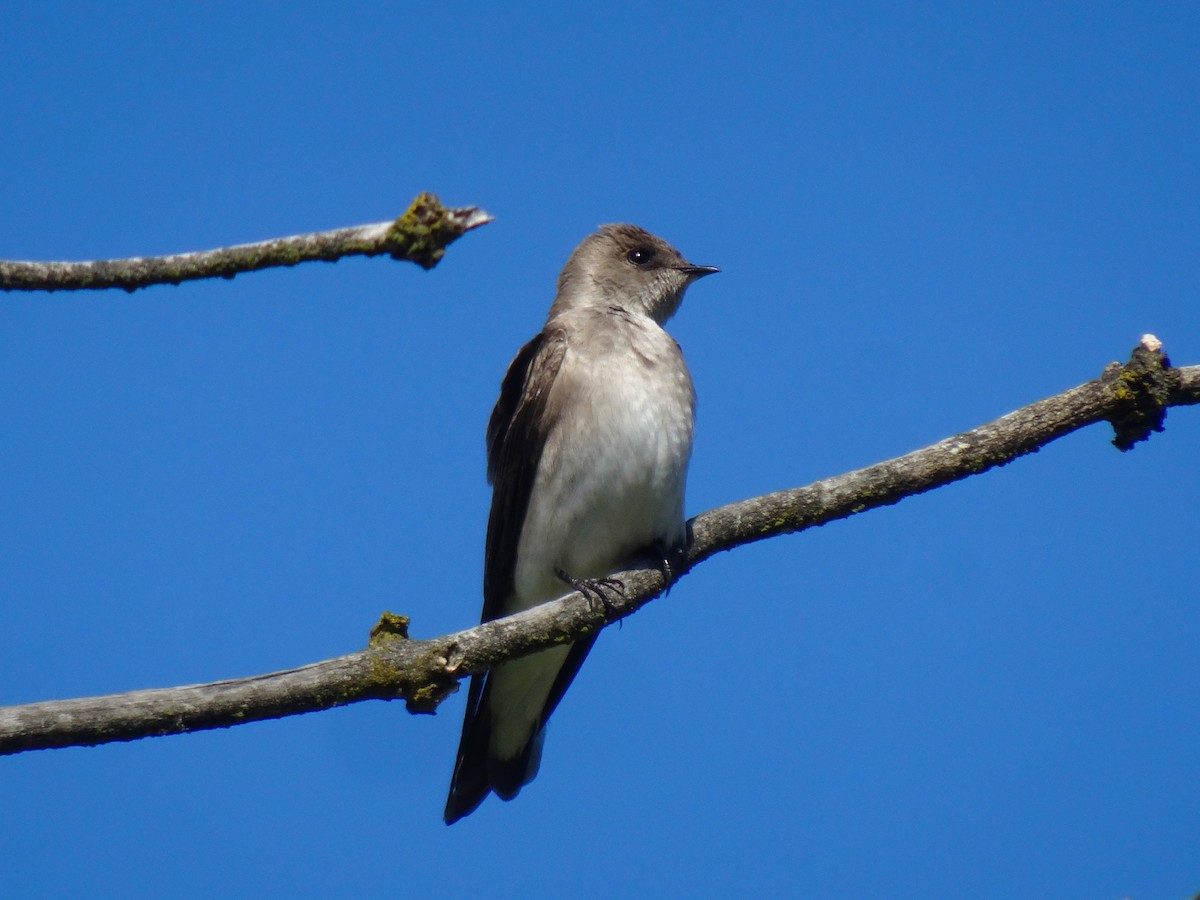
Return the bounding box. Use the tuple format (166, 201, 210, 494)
(550, 224, 718, 324)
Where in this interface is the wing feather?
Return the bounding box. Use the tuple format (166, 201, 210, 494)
(445, 326, 570, 823)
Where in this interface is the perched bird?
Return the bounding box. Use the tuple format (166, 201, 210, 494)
(444, 224, 717, 824)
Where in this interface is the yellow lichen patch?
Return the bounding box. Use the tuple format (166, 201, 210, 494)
(369, 611, 411, 646)
(384, 193, 451, 268)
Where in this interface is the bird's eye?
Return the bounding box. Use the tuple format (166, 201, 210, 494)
(626, 247, 654, 266)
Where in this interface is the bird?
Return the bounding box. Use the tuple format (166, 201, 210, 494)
(444, 223, 718, 824)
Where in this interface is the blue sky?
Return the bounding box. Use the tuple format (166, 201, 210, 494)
(2, 3, 1198, 897)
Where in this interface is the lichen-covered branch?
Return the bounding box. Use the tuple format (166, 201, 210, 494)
(0, 340, 1196, 755)
(0, 193, 492, 293)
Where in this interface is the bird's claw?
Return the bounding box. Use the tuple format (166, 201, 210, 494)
(652, 540, 686, 597)
(555, 568, 626, 615)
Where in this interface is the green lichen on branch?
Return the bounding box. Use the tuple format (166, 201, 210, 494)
(383, 192, 474, 269)
(1107, 342, 1178, 451)
(368, 612, 411, 645)
(367, 645, 459, 715)
(403, 668, 459, 715)
(363, 614, 461, 713)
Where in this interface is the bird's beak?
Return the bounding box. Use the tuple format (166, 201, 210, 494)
(678, 265, 720, 279)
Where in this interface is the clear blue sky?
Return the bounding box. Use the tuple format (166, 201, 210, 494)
(2, 3, 1198, 897)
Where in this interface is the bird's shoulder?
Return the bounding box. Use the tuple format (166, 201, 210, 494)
(485, 324, 570, 482)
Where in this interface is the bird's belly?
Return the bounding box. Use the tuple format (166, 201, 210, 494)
(513, 360, 693, 606)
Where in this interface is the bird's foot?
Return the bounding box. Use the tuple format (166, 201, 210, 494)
(555, 568, 625, 616)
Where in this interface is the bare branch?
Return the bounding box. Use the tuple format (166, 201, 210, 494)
(0, 193, 492, 293)
(1, 340, 1196, 755)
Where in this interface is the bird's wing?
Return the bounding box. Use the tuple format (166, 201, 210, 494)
(446, 325, 575, 824)
(482, 325, 568, 621)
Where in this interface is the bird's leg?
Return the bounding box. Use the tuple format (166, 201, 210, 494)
(555, 568, 625, 616)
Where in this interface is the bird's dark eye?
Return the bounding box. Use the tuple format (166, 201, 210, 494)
(626, 247, 654, 266)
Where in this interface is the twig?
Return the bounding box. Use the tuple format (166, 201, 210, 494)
(0, 193, 492, 292)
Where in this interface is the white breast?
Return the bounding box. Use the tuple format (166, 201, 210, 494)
(512, 308, 695, 608)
